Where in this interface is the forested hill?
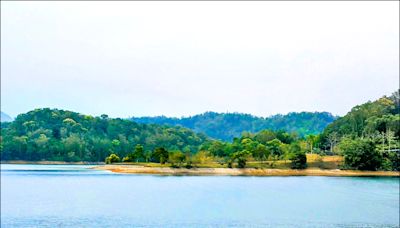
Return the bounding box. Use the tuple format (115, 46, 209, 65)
(0, 108, 210, 161)
(320, 90, 400, 147)
(132, 112, 337, 141)
(316, 90, 399, 171)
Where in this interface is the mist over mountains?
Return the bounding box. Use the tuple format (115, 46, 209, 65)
(1, 112, 13, 122)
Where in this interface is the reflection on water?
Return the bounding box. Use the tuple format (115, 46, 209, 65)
(1, 164, 399, 227)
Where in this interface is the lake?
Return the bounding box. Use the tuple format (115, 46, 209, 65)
(1, 164, 399, 227)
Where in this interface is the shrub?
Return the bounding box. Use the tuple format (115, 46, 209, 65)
(122, 156, 132, 162)
(339, 138, 382, 170)
(168, 151, 186, 168)
(288, 142, 307, 169)
(289, 152, 307, 169)
(105, 153, 120, 164)
(230, 150, 251, 168)
(151, 147, 169, 164)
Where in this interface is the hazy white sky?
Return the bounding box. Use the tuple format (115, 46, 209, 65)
(1, 1, 399, 118)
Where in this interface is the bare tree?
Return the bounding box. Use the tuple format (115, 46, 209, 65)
(386, 129, 395, 152)
(327, 132, 339, 153)
(378, 131, 386, 153)
(306, 135, 316, 153)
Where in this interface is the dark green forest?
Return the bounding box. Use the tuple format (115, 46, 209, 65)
(132, 111, 336, 141)
(0, 109, 209, 162)
(1, 91, 399, 171)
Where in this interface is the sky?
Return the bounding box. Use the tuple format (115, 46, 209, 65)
(1, 1, 399, 118)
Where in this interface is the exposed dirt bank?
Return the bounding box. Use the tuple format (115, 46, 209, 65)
(94, 165, 400, 177)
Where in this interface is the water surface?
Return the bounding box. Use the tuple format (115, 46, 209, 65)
(1, 164, 399, 227)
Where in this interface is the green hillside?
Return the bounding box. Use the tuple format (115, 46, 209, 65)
(132, 111, 336, 141)
(1, 91, 398, 171)
(0, 108, 210, 161)
(319, 90, 399, 170)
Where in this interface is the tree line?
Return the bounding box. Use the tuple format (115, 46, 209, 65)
(105, 129, 308, 169)
(0, 109, 209, 162)
(132, 111, 336, 141)
(1, 90, 399, 171)
(319, 90, 400, 171)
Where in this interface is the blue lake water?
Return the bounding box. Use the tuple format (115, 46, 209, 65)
(1, 164, 399, 227)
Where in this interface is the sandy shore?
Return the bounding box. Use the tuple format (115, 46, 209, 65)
(94, 165, 400, 177)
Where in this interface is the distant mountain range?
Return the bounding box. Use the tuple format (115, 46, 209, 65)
(1, 112, 13, 122)
(132, 111, 337, 141)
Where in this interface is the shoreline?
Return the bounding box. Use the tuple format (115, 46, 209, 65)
(94, 165, 400, 177)
(2, 161, 398, 177)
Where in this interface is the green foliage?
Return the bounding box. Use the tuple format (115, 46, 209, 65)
(123, 144, 145, 162)
(132, 111, 336, 141)
(266, 139, 284, 157)
(385, 151, 400, 171)
(320, 90, 400, 171)
(191, 150, 214, 165)
(105, 153, 120, 164)
(230, 150, 251, 168)
(1, 90, 398, 172)
(339, 137, 382, 171)
(168, 151, 186, 167)
(288, 143, 307, 169)
(151, 147, 169, 164)
(252, 144, 270, 161)
(320, 91, 399, 148)
(1, 108, 210, 162)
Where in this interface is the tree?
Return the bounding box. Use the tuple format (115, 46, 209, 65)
(230, 150, 251, 168)
(377, 131, 386, 153)
(254, 130, 276, 144)
(252, 144, 270, 163)
(105, 153, 120, 164)
(1, 108, 211, 162)
(266, 139, 283, 157)
(385, 130, 396, 152)
(276, 131, 294, 144)
(132, 111, 335, 141)
(62, 134, 84, 160)
(132, 144, 145, 162)
(191, 150, 214, 165)
(209, 141, 227, 157)
(34, 134, 50, 158)
(23, 121, 37, 132)
(111, 139, 121, 152)
(339, 138, 382, 170)
(306, 135, 316, 153)
(168, 151, 186, 167)
(288, 143, 307, 169)
(327, 132, 338, 153)
(151, 147, 169, 164)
